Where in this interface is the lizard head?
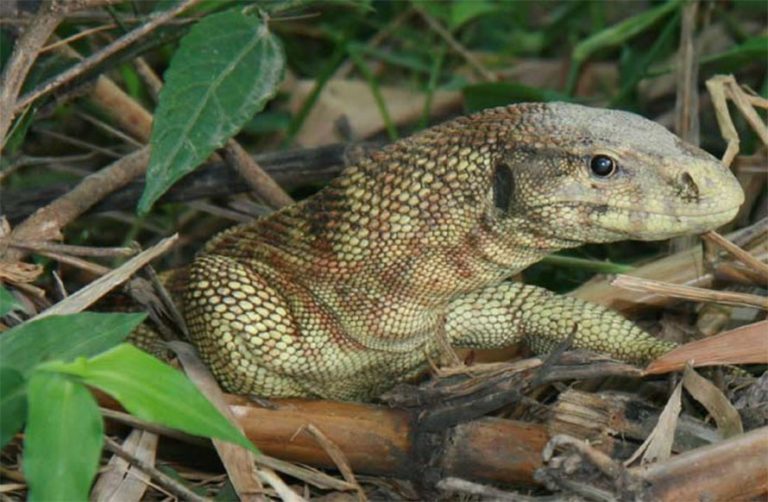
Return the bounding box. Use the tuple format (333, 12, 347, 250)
(493, 102, 744, 243)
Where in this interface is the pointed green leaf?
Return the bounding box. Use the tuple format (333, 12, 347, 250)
(566, 0, 683, 93)
(451, 0, 500, 29)
(0, 367, 26, 448)
(47, 344, 257, 453)
(572, 0, 682, 63)
(0, 312, 146, 375)
(24, 372, 103, 502)
(701, 36, 768, 72)
(138, 8, 285, 214)
(0, 286, 22, 317)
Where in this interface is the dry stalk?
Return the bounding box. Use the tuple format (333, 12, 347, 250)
(301, 424, 367, 501)
(103, 436, 210, 502)
(223, 141, 294, 209)
(13, 0, 203, 115)
(31, 234, 178, 319)
(702, 230, 768, 284)
(611, 274, 768, 310)
(169, 341, 299, 502)
(0, 1, 63, 147)
(706, 75, 768, 167)
(8, 240, 135, 258)
(414, 6, 496, 82)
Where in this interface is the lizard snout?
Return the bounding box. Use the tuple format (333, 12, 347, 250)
(667, 158, 744, 228)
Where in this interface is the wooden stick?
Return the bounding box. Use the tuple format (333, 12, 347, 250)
(0, 1, 63, 146)
(223, 140, 294, 209)
(702, 230, 768, 284)
(225, 396, 548, 485)
(7, 147, 151, 254)
(633, 426, 768, 501)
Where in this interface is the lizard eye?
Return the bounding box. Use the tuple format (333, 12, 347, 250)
(589, 155, 617, 177)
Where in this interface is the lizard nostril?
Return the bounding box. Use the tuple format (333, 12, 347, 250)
(677, 171, 700, 203)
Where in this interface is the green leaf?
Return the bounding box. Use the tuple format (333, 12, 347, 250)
(24, 372, 103, 502)
(3, 104, 36, 156)
(138, 8, 285, 214)
(47, 344, 258, 453)
(463, 82, 570, 112)
(542, 254, 634, 274)
(0, 367, 26, 448)
(572, 0, 682, 62)
(611, 9, 680, 106)
(0, 312, 146, 376)
(701, 36, 768, 72)
(450, 0, 499, 29)
(0, 286, 22, 316)
(566, 0, 683, 94)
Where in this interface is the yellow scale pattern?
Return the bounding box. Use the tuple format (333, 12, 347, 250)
(176, 103, 743, 400)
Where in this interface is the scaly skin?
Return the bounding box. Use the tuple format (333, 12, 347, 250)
(177, 103, 743, 400)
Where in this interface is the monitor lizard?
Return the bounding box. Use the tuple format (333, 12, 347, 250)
(152, 102, 744, 401)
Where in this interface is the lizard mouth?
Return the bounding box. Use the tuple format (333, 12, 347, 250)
(528, 201, 742, 242)
(597, 204, 742, 220)
(529, 201, 742, 220)
(587, 204, 741, 239)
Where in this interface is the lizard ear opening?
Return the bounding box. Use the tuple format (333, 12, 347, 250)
(492, 161, 515, 212)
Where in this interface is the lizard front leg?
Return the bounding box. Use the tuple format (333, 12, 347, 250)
(184, 254, 312, 397)
(184, 254, 433, 400)
(446, 282, 676, 364)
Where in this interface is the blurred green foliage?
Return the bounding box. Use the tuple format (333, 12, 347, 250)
(2, 0, 766, 291)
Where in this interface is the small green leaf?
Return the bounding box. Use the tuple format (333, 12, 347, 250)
(3, 104, 36, 156)
(572, 0, 682, 62)
(566, 0, 683, 94)
(0, 286, 22, 316)
(450, 0, 499, 29)
(701, 36, 768, 72)
(0, 312, 146, 376)
(24, 372, 103, 502)
(610, 9, 680, 106)
(138, 8, 285, 214)
(0, 367, 26, 448)
(47, 344, 258, 453)
(542, 254, 634, 274)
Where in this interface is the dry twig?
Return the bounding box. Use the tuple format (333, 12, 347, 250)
(169, 341, 299, 502)
(301, 424, 367, 501)
(630, 426, 768, 500)
(414, 6, 496, 82)
(611, 274, 768, 310)
(103, 436, 210, 502)
(0, 2, 63, 147)
(13, 0, 203, 115)
(7, 147, 150, 255)
(31, 234, 177, 319)
(706, 75, 768, 167)
(702, 230, 768, 284)
(223, 141, 294, 209)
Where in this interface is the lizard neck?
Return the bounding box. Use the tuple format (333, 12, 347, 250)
(392, 212, 584, 303)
